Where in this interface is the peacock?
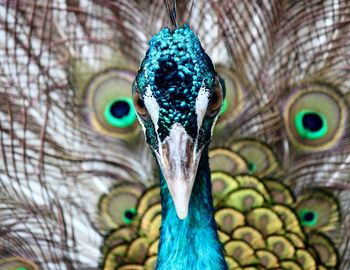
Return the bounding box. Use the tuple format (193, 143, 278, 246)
(0, 0, 350, 269)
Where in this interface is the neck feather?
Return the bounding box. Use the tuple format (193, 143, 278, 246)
(156, 148, 227, 270)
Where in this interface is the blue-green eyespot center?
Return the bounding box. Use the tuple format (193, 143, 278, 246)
(220, 98, 228, 116)
(122, 208, 137, 224)
(294, 110, 328, 140)
(104, 97, 136, 128)
(299, 208, 318, 227)
(247, 162, 257, 173)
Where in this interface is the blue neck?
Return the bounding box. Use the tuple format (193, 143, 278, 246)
(156, 148, 227, 270)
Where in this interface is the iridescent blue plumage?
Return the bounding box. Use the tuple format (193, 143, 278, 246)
(135, 24, 218, 141)
(133, 24, 227, 269)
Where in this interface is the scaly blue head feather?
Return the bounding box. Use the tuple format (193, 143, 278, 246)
(134, 24, 224, 149)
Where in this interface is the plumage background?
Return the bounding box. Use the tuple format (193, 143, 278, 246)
(0, 0, 350, 269)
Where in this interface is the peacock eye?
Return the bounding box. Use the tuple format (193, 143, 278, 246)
(207, 83, 223, 116)
(82, 68, 139, 140)
(133, 90, 147, 117)
(298, 208, 318, 227)
(0, 257, 38, 270)
(283, 85, 347, 152)
(122, 208, 137, 224)
(104, 97, 136, 128)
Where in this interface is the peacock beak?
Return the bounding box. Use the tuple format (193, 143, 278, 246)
(156, 123, 201, 220)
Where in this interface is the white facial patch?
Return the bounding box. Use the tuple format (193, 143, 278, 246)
(195, 86, 210, 132)
(143, 86, 160, 131)
(136, 114, 146, 134)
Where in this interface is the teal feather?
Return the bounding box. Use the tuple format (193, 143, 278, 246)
(158, 148, 227, 269)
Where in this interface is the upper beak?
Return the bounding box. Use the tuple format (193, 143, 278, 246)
(155, 123, 201, 220)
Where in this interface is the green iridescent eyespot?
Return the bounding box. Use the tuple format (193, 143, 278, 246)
(104, 97, 136, 128)
(247, 162, 257, 173)
(220, 98, 228, 116)
(122, 207, 137, 224)
(16, 268, 28, 270)
(299, 208, 318, 227)
(294, 110, 328, 140)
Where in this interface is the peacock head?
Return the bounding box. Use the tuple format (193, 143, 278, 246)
(132, 25, 224, 219)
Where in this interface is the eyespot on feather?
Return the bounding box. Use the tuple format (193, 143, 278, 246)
(231, 139, 281, 178)
(98, 183, 144, 230)
(283, 84, 348, 152)
(215, 67, 245, 125)
(84, 68, 140, 140)
(295, 190, 340, 233)
(0, 257, 38, 270)
(103, 96, 137, 129)
(209, 148, 248, 175)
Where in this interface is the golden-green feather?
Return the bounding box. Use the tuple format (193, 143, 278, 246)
(0, 0, 349, 269)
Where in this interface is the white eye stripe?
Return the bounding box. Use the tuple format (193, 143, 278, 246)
(195, 86, 210, 132)
(136, 114, 146, 134)
(143, 87, 160, 131)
